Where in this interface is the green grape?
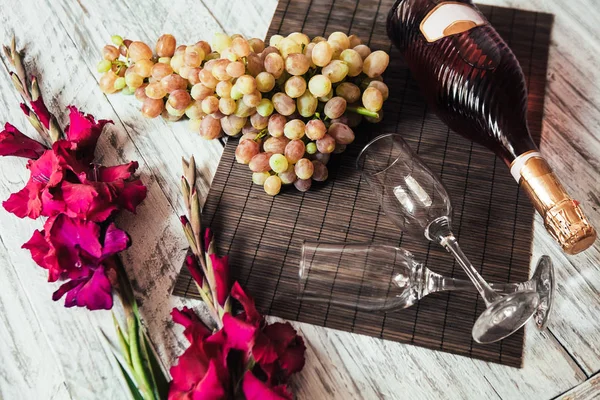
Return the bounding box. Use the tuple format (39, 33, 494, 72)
(185, 101, 205, 120)
(296, 91, 318, 118)
(113, 77, 126, 90)
(318, 88, 333, 103)
(235, 139, 260, 164)
(97, 60, 112, 73)
(236, 75, 257, 95)
(327, 31, 350, 50)
(121, 86, 135, 95)
(269, 34, 284, 47)
(316, 134, 336, 154)
(170, 54, 185, 74)
(158, 57, 171, 64)
(353, 44, 371, 60)
(264, 175, 282, 196)
(303, 43, 316, 68)
(284, 76, 307, 98)
(277, 37, 302, 58)
(362, 87, 384, 112)
(230, 84, 244, 100)
(328, 122, 355, 145)
(312, 41, 333, 67)
(252, 171, 270, 185)
(294, 178, 312, 192)
(256, 98, 274, 117)
(324, 96, 347, 119)
(234, 99, 256, 117)
(220, 47, 238, 62)
(368, 80, 389, 100)
(295, 158, 314, 180)
(272, 93, 296, 116)
(111, 35, 124, 46)
(278, 165, 297, 185)
(305, 119, 327, 140)
(283, 119, 305, 140)
(308, 75, 332, 98)
(306, 142, 317, 155)
(285, 53, 310, 76)
(284, 139, 305, 164)
(335, 82, 361, 103)
(322, 60, 349, 83)
(339, 49, 363, 77)
(256, 72, 276, 93)
(268, 113, 286, 137)
(269, 153, 289, 174)
(213, 33, 232, 53)
(362, 50, 390, 78)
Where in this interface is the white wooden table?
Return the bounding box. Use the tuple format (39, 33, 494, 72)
(0, 0, 599, 399)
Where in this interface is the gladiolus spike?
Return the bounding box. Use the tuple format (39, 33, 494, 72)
(181, 176, 190, 209)
(185, 156, 196, 188)
(191, 190, 201, 238)
(31, 76, 40, 101)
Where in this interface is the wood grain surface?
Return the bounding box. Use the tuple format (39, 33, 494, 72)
(0, 0, 598, 399)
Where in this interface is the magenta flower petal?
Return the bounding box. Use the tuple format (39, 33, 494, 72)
(222, 313, 258, 352)
(102, 223, 131, 257)
(230, 281, 262, 325)
(64, 106, 112, 157)
(203, 228, 213, 251)
(119, 179, 147, 213)
(61, 181, 99, 216)
(22, 229, 50, 268)
(0, 123, 47, 159)
(30, 97, 51, 129)
(242, 371, 292, 400)
(3, 185, 42, 219)
(171, 307, 211, 342)
(209, 254, 230, 307)
(48, 214, 102, 267)
(96, 161, 139, 182)
(191, 360, 228, 400)
(53, 267, 113, 310)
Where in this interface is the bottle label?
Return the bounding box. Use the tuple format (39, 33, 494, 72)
(510, 150, 542, 182)
(420, 2, 487, 43)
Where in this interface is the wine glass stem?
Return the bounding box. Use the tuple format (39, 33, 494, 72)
(434, 277, 530, 295)
(440, 235, 502, 306)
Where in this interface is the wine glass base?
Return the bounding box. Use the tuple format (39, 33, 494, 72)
(531, 255, 555, 331)
(472, 291, 540, 344)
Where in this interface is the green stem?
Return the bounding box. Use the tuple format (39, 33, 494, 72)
(346, 106, 379, 119)
(127, 311, 154, 400)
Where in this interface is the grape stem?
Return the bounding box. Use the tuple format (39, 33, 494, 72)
(347, 106, 379, 119)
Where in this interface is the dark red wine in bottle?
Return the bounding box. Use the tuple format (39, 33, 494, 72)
(387, 0, 596, 254)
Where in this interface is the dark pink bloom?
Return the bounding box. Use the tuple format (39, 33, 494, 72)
(222, 313, 258, 353)
(171, 307, 211, 342)
(263, 322, 306, 379)
(231, 281, 262, 325)
(0, 123, 47, 159)
(64, 106, 112, 158)
(184, 251, 204, 289)
(30, 97, 51, 129)
(96, 161, 138, 182)
(204, 228, 213, 251)
(117, 179, 147, 213)
(210, 254, 230, 307)
(52, 266, 114, 310)
(242, 371, 292, 400)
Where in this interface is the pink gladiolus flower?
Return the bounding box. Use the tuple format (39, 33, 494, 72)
(242, 371, 292, 400)
(262, 322, 306, 379)
(64, 106, 112, 159)
(0, 123, 47, 159)
(231, 281, 262, 325)
(22, 215, 131, 310)
(184, 251, 204, 289)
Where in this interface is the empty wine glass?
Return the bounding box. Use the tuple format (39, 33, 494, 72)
(356, 133, 540, 343)
(298, 242, 554, 331)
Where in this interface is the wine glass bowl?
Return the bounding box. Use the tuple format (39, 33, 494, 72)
(356, 133, 540, 343)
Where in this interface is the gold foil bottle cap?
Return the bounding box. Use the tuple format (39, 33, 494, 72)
(514, 153, 597, 255)
(544, 199, 597, 255)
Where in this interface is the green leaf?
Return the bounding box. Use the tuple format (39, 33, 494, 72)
(127, 314, 155, 400)
(113, 312, 132, 368)
(115, 354, 145, 400)
(139, 327, 170, 399)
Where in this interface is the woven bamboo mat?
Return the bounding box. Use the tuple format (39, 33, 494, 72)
(174, 0, 553, 367)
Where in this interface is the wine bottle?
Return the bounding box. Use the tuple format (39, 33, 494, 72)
(386, 0, 596, 254)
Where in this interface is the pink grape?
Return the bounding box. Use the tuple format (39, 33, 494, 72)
(305, 119, 327, 140)
(221, 115, 247, 136)
(295, 158, 314, 180)
(268, 114, 287, 137)
(161, 74, 188, 93)
(294, 178, 312, 192)
(278, 165, 297, 185)
(264, 175, 282, 196)
(156, 34, 176, 57)
(129, 41, 153, 61)
(324, 96, 347, 119)
(141, 98, 164, 118)
(249, 152, 273, 172)
(328, 122, 355, 144)
(263, 136, 290, 154)
(284, 140, 306, 164)
(199, 115, 222, 140)
(311, 160, 329, 181)
(250, 112, 268, 130)
(103, 45, 120, 61)
(235, 139, 260, 164)
(316, 134, 336, 153)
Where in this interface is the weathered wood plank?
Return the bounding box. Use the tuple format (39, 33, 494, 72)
(556, 374, 600, 400)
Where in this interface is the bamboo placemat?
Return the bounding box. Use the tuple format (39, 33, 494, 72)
(174, 0, 553, 367)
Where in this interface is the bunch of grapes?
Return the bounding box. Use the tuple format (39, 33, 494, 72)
(97, 32, 390, 195)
